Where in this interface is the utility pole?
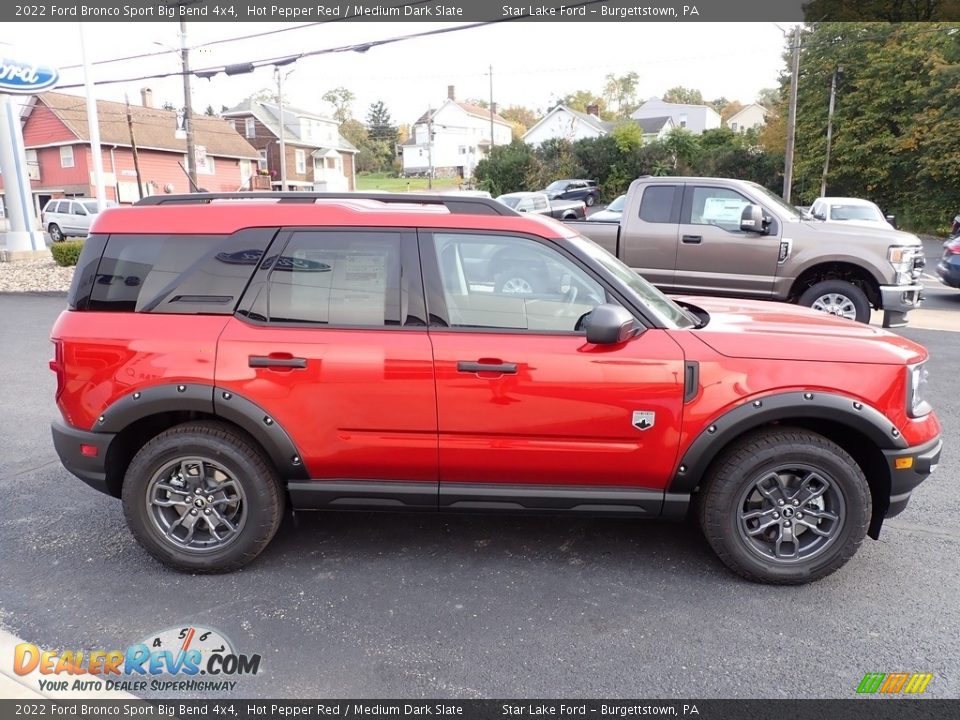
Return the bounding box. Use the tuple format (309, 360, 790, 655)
(80, 23, 107, 211)
(276, 67, 287, 191)
(180, 20, 198, 192)
(124, 95, 144, 199)
(820, 66, 840, 198)
(426, 110, 433, 190)
(488, 64, 495, 151)
(783, 25, 801, 203)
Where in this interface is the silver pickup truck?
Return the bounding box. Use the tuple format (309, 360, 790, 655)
(568, 177, 925, 327)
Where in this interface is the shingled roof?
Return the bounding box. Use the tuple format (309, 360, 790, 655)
(37, 92, 259, 159)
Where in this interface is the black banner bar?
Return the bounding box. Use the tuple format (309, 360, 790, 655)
(7, 0, 959, 24)
(0, 700, 957, 720)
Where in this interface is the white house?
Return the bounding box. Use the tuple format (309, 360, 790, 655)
(631, 98, 721, 135)
(522, 104, 607, 145)
(402, 86, 512, 179)
(726, 103, 768, 132)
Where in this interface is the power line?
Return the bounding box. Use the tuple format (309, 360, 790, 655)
(54, 0, 609, 90)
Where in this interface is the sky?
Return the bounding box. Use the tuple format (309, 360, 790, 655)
(6, 21, 794, 125)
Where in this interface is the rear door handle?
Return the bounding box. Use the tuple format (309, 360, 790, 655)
(457, 361, 518, 375)
(682, 235, 703, 244)
(249, 355, 307, 369)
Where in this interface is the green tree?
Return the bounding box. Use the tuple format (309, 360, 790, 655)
(602, 72, 641, 118)
(322, 87, 355, 124)
(662, 86, 704, 105)
(663, 127, 700, 169)
(473, 140, 536, 196)
(550, 90, 607, 117)
(500, 105, 539, 139)
(367, 101, 397, 143)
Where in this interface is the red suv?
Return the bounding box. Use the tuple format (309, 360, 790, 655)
(50, 193, 941, 584)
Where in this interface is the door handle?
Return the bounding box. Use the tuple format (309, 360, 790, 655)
(249, 355, 307, 369)
(681, 235, 703, 244)
(457, 360, 518, 374)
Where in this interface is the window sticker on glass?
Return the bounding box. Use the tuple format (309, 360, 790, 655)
(702, 197, 749, 224)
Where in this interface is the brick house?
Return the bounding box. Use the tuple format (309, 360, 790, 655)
(221, 99, 357, 191)
(0, 90, 261, 217)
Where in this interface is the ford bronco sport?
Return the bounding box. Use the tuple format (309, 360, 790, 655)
(50, 193, 942, 584)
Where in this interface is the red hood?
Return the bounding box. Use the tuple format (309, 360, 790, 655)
(675, 296, 926, 365)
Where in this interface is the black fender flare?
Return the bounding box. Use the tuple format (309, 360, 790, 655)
(668, 390, 907, 495)
(93, 383, 308, 480)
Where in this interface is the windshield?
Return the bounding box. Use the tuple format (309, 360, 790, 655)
(545, 181, 566, 192)
(830, 203, 884, 222)
(496, 195, 521, 208)
(745, 182, 802, 219)
(570, 235, 697, 329)
(607, 195, 626, 212)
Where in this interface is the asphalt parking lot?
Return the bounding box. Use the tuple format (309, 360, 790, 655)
(0, 289, 957, 699)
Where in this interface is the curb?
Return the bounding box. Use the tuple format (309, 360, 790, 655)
(0, 627, 137, 700)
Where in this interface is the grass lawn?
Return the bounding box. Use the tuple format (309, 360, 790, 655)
(355, 173, 463, 192)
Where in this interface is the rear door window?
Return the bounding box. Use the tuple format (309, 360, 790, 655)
(87, 229, 277, 313)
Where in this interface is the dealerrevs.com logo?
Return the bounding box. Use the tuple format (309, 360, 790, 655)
(13, 626, 261, 693)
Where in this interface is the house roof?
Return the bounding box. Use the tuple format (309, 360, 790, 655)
(521, 104, 607, 142)
(635, 116, 674, 133)
(36, 92, 260, 159)
(726, 103, 767, 123)
(414, 99, 511, 127)
(222, 98, 358, 154)
(632, 98, 722, 121)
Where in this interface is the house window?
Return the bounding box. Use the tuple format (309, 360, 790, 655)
(227, 119, 236, 131)
(245, 118, 255, 139)
(731, 122, 738, 131)
(678, 113, 688, 128)
(295, 149, 306, 174)
(60, 145, 74, 168)
(258, 149, 268, 172)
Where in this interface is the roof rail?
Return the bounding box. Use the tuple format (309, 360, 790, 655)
(134, 192, 519, 217)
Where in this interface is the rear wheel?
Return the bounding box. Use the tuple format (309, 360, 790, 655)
(698, 427, 870, 584)
(495, 264, 545, 295)
(799, 280, 871, 323)
(48, 224, 64, 243)
(121, 421, 283, 573)
(585, 194, 596, 207)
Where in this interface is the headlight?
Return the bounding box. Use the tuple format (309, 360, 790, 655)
(906, 361, 931, 418)
(888, 245, 922, 283)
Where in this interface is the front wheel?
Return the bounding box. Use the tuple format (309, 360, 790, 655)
(698, 427, 870, 584)
(798, 280, 871, 323)
(121, 421, 284, 573)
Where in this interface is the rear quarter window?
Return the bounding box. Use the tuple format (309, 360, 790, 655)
(86, 229, 277, 314)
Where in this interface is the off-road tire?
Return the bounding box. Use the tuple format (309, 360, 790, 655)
(121, 421, 284, 573)
(698, 427, 870, 585)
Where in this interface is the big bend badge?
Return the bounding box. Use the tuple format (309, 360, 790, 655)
(632, 410, 655, 431)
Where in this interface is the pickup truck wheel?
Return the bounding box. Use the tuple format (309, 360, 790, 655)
(121, 421, 284, 573)
(698, 427, 870, 585)
(799, 280, 870, 323)
(495, 265, 543, 295)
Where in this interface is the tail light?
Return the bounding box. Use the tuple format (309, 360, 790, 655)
(945, 241, 960, 255)
(49, 339, 64, 401)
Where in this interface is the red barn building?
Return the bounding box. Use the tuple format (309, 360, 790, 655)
(1, 90, 261, 218)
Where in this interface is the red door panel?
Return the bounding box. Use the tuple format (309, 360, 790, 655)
(430, 329, 686, 489)
(216, 318, 437, 481)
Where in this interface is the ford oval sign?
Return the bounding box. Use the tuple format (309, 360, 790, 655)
(0, 57, 59, 94)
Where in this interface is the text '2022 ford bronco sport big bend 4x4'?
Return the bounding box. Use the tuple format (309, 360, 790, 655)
(50, 193, 941, 584)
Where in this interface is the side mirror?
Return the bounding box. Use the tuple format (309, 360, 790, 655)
(812, 211, 826, 220)
(585, 304, 640, 345)
(885, 214, 898, 229)
(739, 204, 766, 233)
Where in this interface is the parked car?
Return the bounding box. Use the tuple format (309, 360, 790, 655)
(496, 191, 585, 220)
(569, 177, 925, 327)
(810, 197, 898, 229)
(543, 179, 601, 206)
(50, 191, 940, 584)
(41, 197, 116, 242)
(587, 194, 627, 222)
(936, 236, 960, 289)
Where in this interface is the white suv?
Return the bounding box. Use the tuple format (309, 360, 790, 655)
(41, 198, 115, 242)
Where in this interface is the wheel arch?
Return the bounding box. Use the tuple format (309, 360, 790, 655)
(670, 391, 904, 539)
(788, 261, 883, 307)
(97, 383, 307, 497)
